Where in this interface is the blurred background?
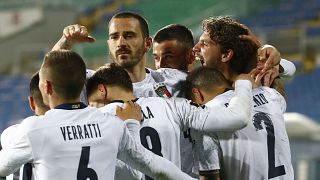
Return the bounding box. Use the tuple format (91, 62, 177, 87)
(0, 0, 319, 179)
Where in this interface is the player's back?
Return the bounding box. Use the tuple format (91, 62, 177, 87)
(19, 105, 126, 180)
(100, 97, 187, 167)
(208, 86, 294, 180)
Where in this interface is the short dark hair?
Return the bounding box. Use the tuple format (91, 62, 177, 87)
(202, 16, 258, 74)
(185, 66, 230, 100)
(153, 24, 194, 49)
(41, 50, 86, 100)
(29, 72, 48, 109)
(86, 63, 133, 98)
(110, 11, 149, 38)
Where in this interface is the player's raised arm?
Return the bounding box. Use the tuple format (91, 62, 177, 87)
(177, 68, 254, 132)
(202, 78, 253, 131)
(52, 24, 96, 51)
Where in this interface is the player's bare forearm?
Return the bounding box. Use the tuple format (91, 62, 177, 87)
(199, 170, 220, 180)
(51, 36, 73, 51)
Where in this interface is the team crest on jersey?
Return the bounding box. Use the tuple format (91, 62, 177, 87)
(154, 82, 172, 98)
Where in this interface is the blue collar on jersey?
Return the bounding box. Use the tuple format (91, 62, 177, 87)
(54, 102, 87, 110)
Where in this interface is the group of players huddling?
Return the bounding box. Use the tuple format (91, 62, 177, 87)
(0, 12, 295, 180)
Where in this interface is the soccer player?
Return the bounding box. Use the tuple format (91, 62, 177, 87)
(52, 11, 187, 98)
(86, 62, 254, 180)
(0, 72, 49, 180)
(152, 23, 198, 177)
(0, 50, 195, 180)
(191, 16, 294, 180)
(152, 24, 195, 71)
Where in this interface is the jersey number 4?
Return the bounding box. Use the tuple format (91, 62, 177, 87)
(253, 112, 286, 179)
(140, 127, 163, 180)
(77, 146, 98, 180)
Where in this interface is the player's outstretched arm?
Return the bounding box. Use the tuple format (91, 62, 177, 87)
(115, 159, 143, 180)
(51, 24, 95, 51)
(202, 78, 253, 132)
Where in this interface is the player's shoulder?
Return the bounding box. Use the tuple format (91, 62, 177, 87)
(99, 101, 124, 114)
(1, 124, 21, 148)
(19, 115, 42, 130)
(254, 86, 284, 100)
(137, 96, 192, 109)
(150, 68, 187, 80)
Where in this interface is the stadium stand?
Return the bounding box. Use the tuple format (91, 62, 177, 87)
(0, 76, 33, 132)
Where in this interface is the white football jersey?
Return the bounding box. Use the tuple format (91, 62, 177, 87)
(133, 68, 187, 98)
(0, 104, 194, 180)
(1, 124, 33, 180)
(100, 80, 253, 180)
(199, 86, 294, 180)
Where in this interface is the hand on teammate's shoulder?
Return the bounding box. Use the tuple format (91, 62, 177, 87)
(116, 101, 143, 122)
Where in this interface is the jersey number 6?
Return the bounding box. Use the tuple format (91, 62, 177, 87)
(77, 146, 98, 180)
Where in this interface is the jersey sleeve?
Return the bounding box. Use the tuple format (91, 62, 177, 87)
(124, 120, 141, 144)
(279, 58, 296, 79)
(191, 130, 220, 174)
(0, 118, 35, 177)
(117, 124, 196, 180)
(174, 80, 253, 132)
(115, 159, 142, 180)
(1, 124, 20, 148)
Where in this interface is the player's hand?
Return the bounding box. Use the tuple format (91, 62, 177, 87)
(116, 101, 143, 122)
(63, 24, 96, 45)
(234, 73, 258, 89)
(257, 44, 281, 73)
(250, 65, 280, 87)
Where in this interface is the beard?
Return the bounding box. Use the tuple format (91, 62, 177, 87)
(110, 45, 145, 69)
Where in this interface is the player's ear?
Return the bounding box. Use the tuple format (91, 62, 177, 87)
(28, 95, 36, 112)
(97, 84, 107, 94)
(191, 87, 205, 104)
(221, 49, 233, 63)
(45, 80, 53, 95)
(144, 37, 152, 52)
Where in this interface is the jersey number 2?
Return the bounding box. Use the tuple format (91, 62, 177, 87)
(253, 112, 286, 179)
(77, 146, 98, 180)
(140, 127, 163, 180)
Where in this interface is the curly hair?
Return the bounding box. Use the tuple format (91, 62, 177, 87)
(202, 16, 258, 74)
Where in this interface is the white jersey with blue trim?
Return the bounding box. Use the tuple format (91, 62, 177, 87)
(1, 124, 33, 180)
(0, 105, 194, 180)
(133, 68, 187, 98)
(99, 80, 253, 179)
(201, 86, 294, 180)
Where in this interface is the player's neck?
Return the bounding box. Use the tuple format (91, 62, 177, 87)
(125, 57, 146, 83)
(108, 87, 136, 102)
(49, 96, 81, 109)
(223, 68, 238, 83)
